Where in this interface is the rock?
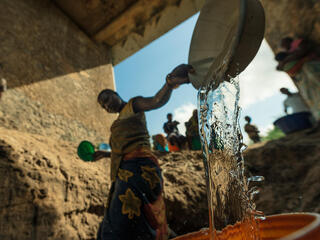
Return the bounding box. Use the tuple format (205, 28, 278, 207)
(244, 127, 320, 215)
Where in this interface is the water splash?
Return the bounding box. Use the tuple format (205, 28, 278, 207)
(198, 77, 263, 239)
(248, 176, 265, 183)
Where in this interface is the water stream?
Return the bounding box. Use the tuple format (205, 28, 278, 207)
(198, 77, 264, 239)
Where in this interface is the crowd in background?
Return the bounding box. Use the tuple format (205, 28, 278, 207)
(154, 35, 320, 149)
(152, 109, 201, 152)
(244, 35, 319, 144)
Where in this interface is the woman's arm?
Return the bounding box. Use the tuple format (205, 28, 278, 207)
(133, 83, 173, 112)
(132, 64, 194, 112)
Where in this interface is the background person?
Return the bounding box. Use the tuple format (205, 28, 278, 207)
(152, 134, 169, 152)
(244, 116, 261, 143)
(185, 109, 201, 150)
(276, 37, 320, 74)
(163, 113, 186, 151)
(163, 113, 180, 136)
(0, 78, 7, 100)
(280, 88, 309, 114)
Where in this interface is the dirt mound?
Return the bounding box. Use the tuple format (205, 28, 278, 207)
(156, 151, 208, 235)
(1, 126, 319, 239)
(161, 125, 320, 233)
(0, 128, 109, 240)
(245, 127, 320, 215)
(0, 128, 207, 239)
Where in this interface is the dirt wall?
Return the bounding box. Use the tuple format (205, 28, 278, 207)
(261, 0, 320, 51)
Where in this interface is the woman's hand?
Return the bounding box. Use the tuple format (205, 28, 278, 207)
(167, 64, 195, 87)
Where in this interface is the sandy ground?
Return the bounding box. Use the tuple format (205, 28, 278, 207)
(245, 126, 320, 215)
(0, 126, 319, 239)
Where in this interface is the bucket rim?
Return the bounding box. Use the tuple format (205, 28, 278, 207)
(173, 212, 320, 240)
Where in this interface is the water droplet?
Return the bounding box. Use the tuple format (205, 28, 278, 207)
(256, 215, 266, 221)
(248, 176, 265, 183)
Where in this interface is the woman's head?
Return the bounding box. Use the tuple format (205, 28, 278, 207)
(280, 87, 291, 96)
(97, 89, 124, 113)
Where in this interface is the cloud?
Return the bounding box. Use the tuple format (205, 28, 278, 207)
(239, 40, 297, 109)
(173, 103, 197, 135)
(259, 124, 274, 136)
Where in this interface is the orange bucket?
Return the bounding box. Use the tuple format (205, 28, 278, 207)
(173, 213, 320, 240)
(168, 142, 180, 152)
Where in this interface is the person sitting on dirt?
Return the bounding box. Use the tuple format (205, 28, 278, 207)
(280, 88, 309, 114)
(275, 51, 301, 77)
(152, 134, 169, 152)
(276, 37, 320, 76)
(0, 78, 7, 100)
(244, 116, 261, 143)
(281, 37, 310, 53)
(163, 113, 185, 151)
(94, 64, 193, 240)
(185, 109, 201, 150)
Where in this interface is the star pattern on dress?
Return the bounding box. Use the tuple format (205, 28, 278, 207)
(118, 168, 133, 182)
(141, 165, 160, 189)
(119, 188, 141, 219)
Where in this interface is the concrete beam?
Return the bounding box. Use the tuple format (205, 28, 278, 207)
(53, 0, 137, 36)
(104, 0, 205, 65)
(94, 0, 167, 45)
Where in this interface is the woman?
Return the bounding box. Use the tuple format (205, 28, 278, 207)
(95, 64, 194, 240)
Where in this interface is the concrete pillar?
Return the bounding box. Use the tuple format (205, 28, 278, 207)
(0, 0, 116, 143)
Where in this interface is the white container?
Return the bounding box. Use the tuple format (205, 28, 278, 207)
(188, 0, 265, 89)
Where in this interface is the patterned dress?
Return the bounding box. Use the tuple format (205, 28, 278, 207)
(97, 98, 168, 240)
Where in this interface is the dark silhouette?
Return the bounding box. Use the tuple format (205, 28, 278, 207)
(163, 113, 186, 151)
(185, 109, 201, 150)
(244, 116, 261, 143)
(280, 88, 309, 114)
(275, 37, 320, 77)
(0, 78, 7, 100)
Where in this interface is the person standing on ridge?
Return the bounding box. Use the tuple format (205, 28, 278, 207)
(244, 116, 261, 143)
(280, 88, 309, 114)
(94, 64, 194, 240)
(163, 113, 180, 136)
(0, 78, 7, 100)
(163, 113, 186, 151)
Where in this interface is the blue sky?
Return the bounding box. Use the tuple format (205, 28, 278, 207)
(114, 14, 297, 143)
